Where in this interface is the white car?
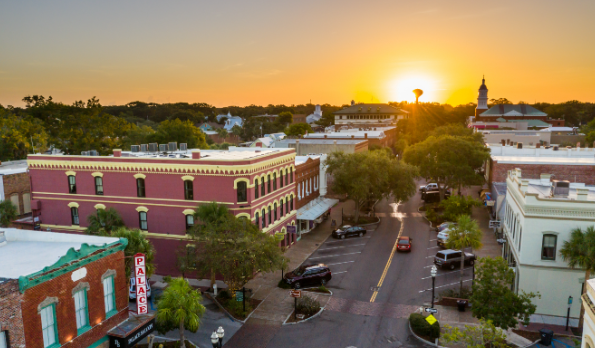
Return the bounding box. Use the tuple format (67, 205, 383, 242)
(419, 183, 438, 193)
(437, 226, 456, 247)
(129, 276, 152, 301)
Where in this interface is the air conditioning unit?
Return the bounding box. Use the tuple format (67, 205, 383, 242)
(180, 143, 188, 151)
(159, 144, 168, 152)
(89, 150, 98, 156)
(131, 145, 141, 153)
(140, 144, 148, 152)
(81, 151, 90, 156)
(552, 180, 570, 197)
(168, 142, 177, 152)
(148, 143, 158, 153)
(516, 142, 523, 149)
(553, 145, 559, 151)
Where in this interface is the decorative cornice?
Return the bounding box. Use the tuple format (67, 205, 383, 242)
(37, 297, 59, 313)
(72, 282, 90, 296)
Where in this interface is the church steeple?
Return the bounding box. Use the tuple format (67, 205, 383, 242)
(475, 75, 489, 117)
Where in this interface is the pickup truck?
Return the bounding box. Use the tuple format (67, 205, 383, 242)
(419, 183, 439, 193)
(421, 190, 451, 203)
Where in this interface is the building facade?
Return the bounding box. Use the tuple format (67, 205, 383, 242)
(274, 139, 368, 155)
(303, 127, 397, 148)
(333, 103, 408, 126)
(27, 147, 297, 276)
(0, 229, 129, 348)
(0, 161, 31, 218)
(582, 278, 595, 348)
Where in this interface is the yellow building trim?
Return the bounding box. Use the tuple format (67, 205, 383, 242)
(94, 204, 106, 210)
(91, 172, 104, 178)
(182, 209, 195, 216)
(40, 224, 86, 232)
(134, 173, 146, 179)
(236, 213, 251, 219)
(65, 171, 76, 176)
(136, 206, 149, 213)
(32, 192, 236, 205)
(67, 202, 79, 208)
(181, 175, 194, 182)
(251, 186, 295, 205)
(39, 224, 192, 240)
(233, 178, 252, 189)
(262, 211, 297, 233)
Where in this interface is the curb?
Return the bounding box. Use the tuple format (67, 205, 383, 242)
(408, 320, 446, 348)
(282, 307, 325, 325)
(418, 206, 433, 230)
(356, 217, 381, 228)
(204, 292, 265, 324)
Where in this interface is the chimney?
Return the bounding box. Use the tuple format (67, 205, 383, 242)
(364, 133, 368, 139)
(113, 149, 122, 157)
(256, 142, 262, 148)
(520, 179, 530, 193)
(296, 140, 300, 155)
(501, 139, 505, 146)
(577, 188, 589, 201)
(324, 134, 327, 139)
(536, 143, 541, 148)
(351, 135, 354, 139)
(506, 139, 510, 145)
(192, 150, 201, 159)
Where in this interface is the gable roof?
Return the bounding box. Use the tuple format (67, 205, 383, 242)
(480, 104, 547, 117)
(333, 103, 407, 115)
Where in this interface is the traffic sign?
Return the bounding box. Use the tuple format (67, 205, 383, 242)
(424, 308, 438, 314)
(290, 290, 301, 298)
(425, 314, 437, 325)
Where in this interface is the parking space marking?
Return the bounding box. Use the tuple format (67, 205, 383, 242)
(419, 279, 473, 293)
(309, 252, 361, 259)
(420, 268, 473, 279)
(323, 237, 371, 244)
(429, 239, 437, 242)
(426, 255, 437, 258)
(327, 261, 356, 266)
(426, 246, 439, 250)
(319, 244, 366, 251)
(333, 271, 348, 274)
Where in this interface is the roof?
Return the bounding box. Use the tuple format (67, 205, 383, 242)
(0, 228, 123, 280)
(479, 104, 547, 117)
(493, 156, 595, 166)
(252, 137, 275, 148)
(199, 122, 223, 129)
(118, 147, 292, 160)
(539, 127, 575, 132)
(223, 116, 243, 131)
(304, 131, 385, 139)
(276, 139, 367, 145)
(333, 103, 407, 115)
(0, 160, 28, 175)
(297, 197, 339, 220)
(295, 155, 321, 166)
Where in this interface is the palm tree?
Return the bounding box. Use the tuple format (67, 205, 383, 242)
(156, 277, 205, 348)
(0, 200, 18, 227)
(86, 208, 125, 235)
(446, 215, 483, 295)
(560, 226, 595, 329)
(111, 227, 156, 278)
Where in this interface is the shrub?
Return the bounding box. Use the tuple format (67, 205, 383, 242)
(317, 285, 329, 293)
(439, 195, 481, 222)
(439, 286, 472, 300)
(217, 289, 231, 300)
(226, 298, 253, 318)
(409, 313, 440, 340)
(425, 208, 438, 223)
(278, 279, 292, 289)
(296, 295, 321, 316)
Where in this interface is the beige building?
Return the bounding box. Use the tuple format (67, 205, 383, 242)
(582, 279, 595, 347)
(273, 138, 368, 155)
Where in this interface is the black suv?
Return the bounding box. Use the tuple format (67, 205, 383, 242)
(332, 225, 367, 239)
(284, 264, 332, 289)
(434, 249, 476, 270)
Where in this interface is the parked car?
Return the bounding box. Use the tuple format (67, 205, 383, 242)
(419, 183, 439, 193)
(284, 264, 332, 289)
(129, 276, 152, 301)
(396, 236, 412, 252)
(332, 225, 367, 239)
(422, 190, 451, 203)
(434, 249, 476, 270)
(435, 222, 456, 232)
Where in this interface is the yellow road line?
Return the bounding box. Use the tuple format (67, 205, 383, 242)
(370, 208, 405, 302)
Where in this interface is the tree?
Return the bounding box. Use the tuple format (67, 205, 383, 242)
(0, 109, 49, 160)
(215, 128, 229, 141)
(560, 226, 595, 328)
(325, 151, 418, 223)
(442, 319, 510, 348)
(231, 124, 243, 138)
(0, 200, 18, 227)
(111, 228, 156, 277)
(169, 110, 205, 124)
(285, 123, 313, 137)
(150, 119, 209, 149)
(124, 125, 156, 149)
(470, 257, 539, 329)
(439, 196, 481, 221)
(315, 110, 335, 127)
(489, 98, 512, 106)
(429, 123, 484, 144)
(85, 208, 126, 235)
(403, 135, 490, 200)
(276, 111, 293, 126)
(446, 215, 483, 294)
(392, 138, 408, 160)
(156, 277, 205, 348)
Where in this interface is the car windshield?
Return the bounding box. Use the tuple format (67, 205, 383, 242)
(293, 266, 306, 276)
(398, 239, 409, 245)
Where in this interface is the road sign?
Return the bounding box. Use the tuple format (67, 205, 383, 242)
(486, 200, 495, 207)
(425, 314, 437, 325)
(287, 226, 297, 234)
(134, 253, 148, 315)
(424, 308, 438, 314)
(489, 220, 501, 228)
(290, 290, 301, 298)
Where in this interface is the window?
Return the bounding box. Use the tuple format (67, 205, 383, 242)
(184, 180, 194, 200)
(518, 227, 522, 251)
(103, 276, 116, 317)
(267, 175, 271, 193)
(286, 197, 289, 213)
(255, 212, 259, 228)
(0, 331, 7, 348)
(74, 290, 90, 334)
(290, 168, 294, 183)
(237, 181, 247, 202)
(273, 173, 277, 190)
(23, 192, 31, 214)
(280, 171, 284, 188)
(541, 234, 557, 260)
(139, 211, 148, 230)
(261, 178, 265, 197)
(10, 194, 20, 215)
(68, 175, 76, 194)
(41, 305, 58, 348)
(268, 206, 272, 224)
(274, 203, 277, 221)
(280, 199, 284, 216)
(290, 194, 294, 211)
(185, 215, 194, 232)
(261, 209, 266, 228)
(95, 177, 104, 195)
(255, 180, 259, 199)
(71, 207, 79, 225)
(285, 170, 288, 184)
(137, 178, 146, 197)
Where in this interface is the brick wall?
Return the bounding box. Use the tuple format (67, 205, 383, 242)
(20, 250, 128, 348)
(295, 158, 320, 210)
(0, 280, 26, 348)
(3, 173, 31, 216)
(490, 160, 595, 185)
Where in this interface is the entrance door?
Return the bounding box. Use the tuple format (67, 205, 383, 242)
(22, 193, 31, 214)
(10, 194, 20, 215)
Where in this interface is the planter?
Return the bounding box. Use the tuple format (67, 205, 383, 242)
(204, 292, 263, 323)
(408, 320, 445, 348)
(436, 296, 470, 307)
(283, 307, 324, 325)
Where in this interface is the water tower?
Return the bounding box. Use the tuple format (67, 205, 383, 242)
(413, 89, 423, 105)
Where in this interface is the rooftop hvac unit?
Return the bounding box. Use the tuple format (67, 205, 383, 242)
(552, 180, 570, 197)
(81, 151, 90, 156)
(131, 145, 141, 153)
(180, 143, 188, 151)
(148, 143, 158, 152)
(168, 142, 177, 152)
(516, 142, 523, 149)
(159, 144, 168, 152)
(553, 145, 559, 151)
(140, 144, 148, 152)
(89, 150, 98, 156)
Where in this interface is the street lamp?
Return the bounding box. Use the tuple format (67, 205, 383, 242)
(566, 296, 573, 331)
(210, 331, 219, 348)
(216, 326, 225, 347)
(431, 265, 438, 308)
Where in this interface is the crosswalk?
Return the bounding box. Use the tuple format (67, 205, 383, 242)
(325, 297, 419, 319)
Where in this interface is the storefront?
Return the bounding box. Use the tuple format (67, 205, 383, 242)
(108, 314, 155, 348)
(296, 197, 339, 239)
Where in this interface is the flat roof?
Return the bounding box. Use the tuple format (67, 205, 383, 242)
(0, 160, 28, 175)
(276, 139, 367, 145)
(493, 156, 595, 166)
(0, 229, 120, 279)
(304, 131, 385, 139)
(117, 148, 292, 160)
(525, 182, 595, 201)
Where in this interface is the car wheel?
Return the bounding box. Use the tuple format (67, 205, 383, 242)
(340, 235, 345, 239)
(449, 263, 456, 270)
(294, 282, 301, 289)
(359, 232, 364, 237)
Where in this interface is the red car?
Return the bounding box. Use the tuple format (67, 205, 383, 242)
(397, 236, 412, 252)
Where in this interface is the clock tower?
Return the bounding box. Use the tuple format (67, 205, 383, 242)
(475, 76, 488, 117)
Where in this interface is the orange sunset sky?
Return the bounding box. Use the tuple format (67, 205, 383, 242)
(1, 0, 595, 107)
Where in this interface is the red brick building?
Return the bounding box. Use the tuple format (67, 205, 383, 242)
(0, 161, 32, 218)
(27, 147, 297, 276)
(0, 229, 129, 348)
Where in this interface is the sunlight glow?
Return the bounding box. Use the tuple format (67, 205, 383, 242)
(389, 76, 438, 103)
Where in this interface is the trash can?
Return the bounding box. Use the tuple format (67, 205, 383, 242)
(456, 300, 467, 312)
(539, 328, 554, 346)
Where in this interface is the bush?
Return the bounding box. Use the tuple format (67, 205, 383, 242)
(217, 289, 231, 300)
(409, 313, 440, 340)
(425, 208, 438, 223)
(439, 195, 481, 222)
(296, 295, 321, 316)
(278, 279, 292, 289)
(226, 298, 253, 318)
(317, 285, 329, 293)
(439, 286, 472, 300)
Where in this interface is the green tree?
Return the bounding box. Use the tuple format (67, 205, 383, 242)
(215, 128, 229, 141)
(489, 98, 512, 106)
(123, 125, 156, 149)
(156, 277, 205, 348)
(231, 124, 243, 138)
(442, 319, 510, 348)
(169, 110, 205, 124)
(151, 118, 209, 149)
(325, 151, 418, 223)
(403, 135, 490, 200)
(315, 110, 335, 127)
(560, 226, 595, 328)
(111, 228, 156, 277)
(85, 208, 126, 235)
(439, 196, 481, 222)
(285, 123, 313, 137)
(0, 200, 18, 227)
(276, 111, 293, 126)
(429, 123, 484, 144)
(446, 215, 483, 294)
(0, 109, 49, 160)
(392, 138, 408, 160)
(470, 257, 539, 329)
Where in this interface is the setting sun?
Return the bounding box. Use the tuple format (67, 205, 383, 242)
(389, 76, 438, 103)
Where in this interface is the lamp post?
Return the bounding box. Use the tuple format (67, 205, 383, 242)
(210, 331, 219, 348)
(566, 296, 573, 331)
(217, 326, 225, 347)
(431, 265, 437, 308)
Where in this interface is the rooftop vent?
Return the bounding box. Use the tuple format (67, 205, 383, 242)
(148, 143, 158, 153)
(131, 145, 140, 153)
(140, 144, 148, 152)
(552, 180, 570, 197)
(180, 143, 188, 151)
(516, 142, 523, 149)
(89, 150, 98, 156)
(159, 144, 167, 152)
(168, 142, 177, 152)
(553, 145, 559, 151)
(81, 151, 90, 156)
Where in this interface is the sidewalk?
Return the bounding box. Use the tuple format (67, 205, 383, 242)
(461, 186, 503, 259)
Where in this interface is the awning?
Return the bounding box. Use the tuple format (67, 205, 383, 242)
(297, 197, 339, 221)
(108, 314, 155, 348)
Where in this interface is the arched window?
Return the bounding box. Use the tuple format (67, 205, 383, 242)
(267, 175, 271, 193)
(290, 168, 294, 183)
(261, 178, 265, 197)
(255, 212, 260, 228)
(185, 215, 194, 232)
(290, 194, 294, 211)
(285, 197, 289, 213)
(68, 175, 77, 194)
(280, 170, 284, 188)
(273, 173, 277, 190)
(184, 180, 194, 200)
(285, 169, 288, 184)
(95, 177, 104, 195)
(297, 183, 301, 200)
(268, 206, 272, 224)
(10, 194, 20, 215)
(274, 203, 278, 221)
(261, 209, 266, 228)
(71, 207, 79, 225)
(237, 181, 247, 203)
(255, 180, 259, 199)
(137, 178, 146, 197)
(280, 198, 284, 216)
(139, 212, 148, 231)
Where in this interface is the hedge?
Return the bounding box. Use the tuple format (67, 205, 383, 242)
(409, 313, 440, 341)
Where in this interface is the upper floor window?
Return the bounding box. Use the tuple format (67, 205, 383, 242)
(285, 169, 288, 184)
(137, 178, 146, 197)
(68, 175, 76, 194)
(286, 198, 289, 214)
(280, 170, 284, 188)
(237, 181, 247, 203)
(95, 177, 104, 195)
(185, 215, 194, 232)
(103, 276, 116, 317)
(541, 234, 557, 260)
(255, 180, 259, 199)
(274, 203, 278, 221)
(280, 199, 284, 216)
(0, 331, 8, 348)
(184, 181, 194, 200)
(273, 173, 277, 190)
(267, 175, 271, 193)
(74, 290, 90, 334)
(261, 209, 266, 228)
(255, 212, 260, 228)
(71, 207, 79, 225)
(40, 304, 58, 348)
(261, 178, 265, 197)
(139, 211, 148, 230)
(290, 168, 294, 183)
(290, 194, 294, 211)
(268, 206, 272, 224)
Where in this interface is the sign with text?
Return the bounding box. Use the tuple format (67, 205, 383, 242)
(287, 226, 297, 234)
(424, 308, 438, 314)
(236, 290, 244, 302)
(489, 220, 501, 228)
(290, 290, 301, 298)
(134, 253, 148, 315)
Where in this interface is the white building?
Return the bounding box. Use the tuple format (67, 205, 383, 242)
(503, 169, 593, 321)
(306, 104, 323, 124)
(216, 112, 244, 131)
(581, 278, 595, 347)
(332, 102, 408, 126)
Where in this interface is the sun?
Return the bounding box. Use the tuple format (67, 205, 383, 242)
(389, 76, 437, 103)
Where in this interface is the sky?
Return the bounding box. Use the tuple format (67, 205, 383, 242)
(2, 0, 595, 108)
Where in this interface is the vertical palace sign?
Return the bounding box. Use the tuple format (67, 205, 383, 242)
(134, 253, 148, 315)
